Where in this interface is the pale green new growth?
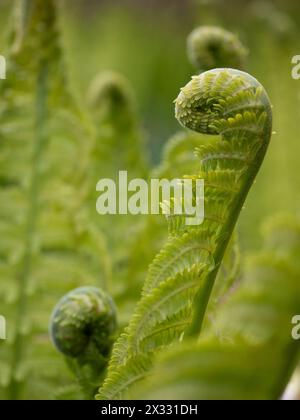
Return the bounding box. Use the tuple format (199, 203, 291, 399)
(97, 69, 272, 399)
(0, 0, 108, 400)
(50, 287, 117, 399)
(187, 26, 247, 72)
(137, 216, 300, 399)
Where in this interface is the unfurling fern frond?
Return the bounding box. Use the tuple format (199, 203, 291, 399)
(87, 70, 148, 180)
(50, 287, 117, 399)
(87, 71, 149, 305)
(97, 69, 272, 399)
(187, 26, 247, 72)
(0, 0, 109, 399)
(136, 216, 300, 400)
(121, 23, 247, 321)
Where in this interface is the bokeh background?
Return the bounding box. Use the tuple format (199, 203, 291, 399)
(0, 0, 299, 248)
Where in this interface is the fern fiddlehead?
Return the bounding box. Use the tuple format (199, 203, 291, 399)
(176, 69, 272, 335)
(187, 26, 247, 72)
(87, 71, 149, 305)
(50, 287, 117, 359)
(124, 25, 248, 311)
(50, 287, 117, 398)
(97, 69, 272, 399)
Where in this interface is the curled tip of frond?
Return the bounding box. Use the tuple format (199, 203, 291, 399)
(175, 68, 272, 137)
(87, 71, 135, 113)
(50, 286, 117, 359)
(187, 26, 247, 72)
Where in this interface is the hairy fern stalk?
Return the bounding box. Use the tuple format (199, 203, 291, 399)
(98, 69, 273, 399)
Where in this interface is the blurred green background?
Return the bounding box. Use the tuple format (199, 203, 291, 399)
(0, 0, 299, 250)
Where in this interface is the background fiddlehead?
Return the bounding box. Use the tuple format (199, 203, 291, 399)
(187, 26, 247, 72)
(97, 68, 272, 399)
(86, 70, 150, 311)
(50, 287, 117, 399)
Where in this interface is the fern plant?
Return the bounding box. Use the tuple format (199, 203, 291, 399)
(136, 215, 300, 399)
(122, 25, 248, 302)
(1, 0, 297, 400)
(50, 286, 117, 399)
(187, 26, 247, 72)
(0, 0, 110, 400)
(97, 68, 273, 399)
(86, 70, 149, 312)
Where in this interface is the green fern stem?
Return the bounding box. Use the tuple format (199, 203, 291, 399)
(97, 69, 272, 400)
(8, 61, 49, 400)
(8, 0, 50, 399)
(175, 68, 272, 337)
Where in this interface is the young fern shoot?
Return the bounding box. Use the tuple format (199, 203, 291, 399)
(187, 26, 247, 72)
(120, 25, 248, 313)
(50, 287, 117, 399)
(98, 69, 272, 399)
(176, 69, 272, 336)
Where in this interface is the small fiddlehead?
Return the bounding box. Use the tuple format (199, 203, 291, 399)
(50, 287, 117, 398)
(97, 69, 272, 399)
(187, 26, 247, 72)
(50, 287, 117, 358)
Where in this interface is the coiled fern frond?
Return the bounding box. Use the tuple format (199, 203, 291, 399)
(97, 68, 272, 399)
(50, 287, 117, 399)
(187, 26, 247, 72)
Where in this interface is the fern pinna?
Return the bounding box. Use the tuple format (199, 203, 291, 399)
(0, 0, 108, 399)
(97, 68, 273, 399)
(137, 215, 300, 399)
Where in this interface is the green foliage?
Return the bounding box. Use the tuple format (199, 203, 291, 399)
(187, 26, 247, 72)
(97, 68, 273, 399)
(136, 216, 300, 399)
(0, 0, 147, 400)
(50, 287, 117, 398)
(86, 70, 150, 316)
(0, 0, 109, 400)
(0, 0, 299, 402)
